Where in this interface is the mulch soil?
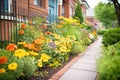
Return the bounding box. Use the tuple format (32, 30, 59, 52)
(28, 55, 74, 80)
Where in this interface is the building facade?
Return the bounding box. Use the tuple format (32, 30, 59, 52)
(0, 0, 58, 47)
(80, 0, 90, 21)
(58, 0, 76, 18)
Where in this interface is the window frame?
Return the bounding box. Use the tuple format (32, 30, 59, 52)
(34, 0, 42, 7)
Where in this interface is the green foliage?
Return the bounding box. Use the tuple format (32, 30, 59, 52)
(32, 17, 45, 28)
(22, 57, 37, 78)
(71, 43, 85, 54)
(74, 4, 83, 23)
(94, 2, 117, 27)
(97, 29, 107, 35)
(97, 42, 120, 80)
(102, 28, 120, 46)
(19, 24, 42, 43)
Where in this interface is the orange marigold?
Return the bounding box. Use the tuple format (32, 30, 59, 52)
(24, 43, 35, 50)
(42, 24, 47, 29)
(19, 30, 24, 34)
(6, 43, 17, 52)
(0, 56, 8, 64)
(39, 36, 44, 40)
(34, 38, 42, 45)
(33, 47, 40, 51)
(57, 25, 62, 28)
(21, 23, 26, 29)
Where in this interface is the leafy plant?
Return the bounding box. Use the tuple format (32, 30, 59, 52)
(97, 29, 107, 35)
(97, 42, 120, 80)
(22, 57, 37, 78)
(73, 4, 83, 23)
(0, 49, 23, 80)
(102, 28, 120, 46)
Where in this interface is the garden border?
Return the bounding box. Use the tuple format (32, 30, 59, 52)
(49, 39, 99, 80)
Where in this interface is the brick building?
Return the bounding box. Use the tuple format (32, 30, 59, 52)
(58, 0, 76, 18)
(0, 0, 58, 47)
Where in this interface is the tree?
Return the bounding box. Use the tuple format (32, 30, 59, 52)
(74, 4, 83, 23)
(94, 2, 117, 27)
(110, 0, 120, 26)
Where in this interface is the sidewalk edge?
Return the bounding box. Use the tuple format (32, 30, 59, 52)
(49, 39, 98, 80)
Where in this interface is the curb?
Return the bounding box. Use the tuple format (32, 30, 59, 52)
(49, 39, 98, 80)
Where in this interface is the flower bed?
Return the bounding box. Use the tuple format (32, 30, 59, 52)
(0, 17, 97, 80)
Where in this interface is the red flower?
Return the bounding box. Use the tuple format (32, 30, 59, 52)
(19, 30, 24, 34)
(45, 31, 51, 35)
(21, 23, 26, 29)
(6, 43, 17, 52)
(0, 56, 8, 64)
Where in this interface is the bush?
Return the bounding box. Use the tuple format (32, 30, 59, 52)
(73, 4, 83, 23)
(102, 28, 120, 46)
(97, 29, 107, 35)
(97, 42, 120, 80)
(22, 57, 37, 78)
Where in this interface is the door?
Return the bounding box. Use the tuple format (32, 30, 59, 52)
(48, 0, 55, 23)
(49, 6, 54, 23)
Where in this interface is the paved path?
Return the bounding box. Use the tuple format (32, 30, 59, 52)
(59, 36, 102, 80)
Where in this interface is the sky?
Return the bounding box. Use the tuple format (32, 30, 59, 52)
(86, 0, 106, 8)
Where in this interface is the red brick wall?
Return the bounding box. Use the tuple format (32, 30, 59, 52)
(61, 0, 76, 18)
(1, 21, 12, 41)
(15, 0, 48, 17)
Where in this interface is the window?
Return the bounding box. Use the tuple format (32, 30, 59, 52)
(34, 0, 42, 7)
(0, 0, 12, 12)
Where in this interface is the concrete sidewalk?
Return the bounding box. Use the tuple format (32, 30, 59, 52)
(58, 36, 102, 80)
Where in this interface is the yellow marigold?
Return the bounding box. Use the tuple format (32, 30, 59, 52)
(38, 59, 42, 67)
(18, 42, 26, 45)
(0, 68, 6, 74)
(29, 51, 39, 56)
(14, 49, 27, 58)
(41, 53, 51, 62)
(60, 46, 68, 53)
(54, 34, 61, 39)
(8, 62, 17, 70)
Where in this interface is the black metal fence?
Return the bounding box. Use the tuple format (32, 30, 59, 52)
(0, 3, 34, 48)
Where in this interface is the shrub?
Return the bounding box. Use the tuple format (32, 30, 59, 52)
(102, 28, 120, 46)
(97, 29, 107, 35)
(97, 42, 120, 80)
(73, 4, 83, 23)
(22, 57, 37, 78)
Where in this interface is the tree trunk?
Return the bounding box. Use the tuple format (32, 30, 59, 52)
(111, 0, 120, 26)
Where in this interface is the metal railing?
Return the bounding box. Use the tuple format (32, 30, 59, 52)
(0, 3, 44, 48)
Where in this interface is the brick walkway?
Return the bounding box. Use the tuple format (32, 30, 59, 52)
(49, 36, 102, 80)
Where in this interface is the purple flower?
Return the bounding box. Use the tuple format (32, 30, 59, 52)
(48, 42, 56, 49)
